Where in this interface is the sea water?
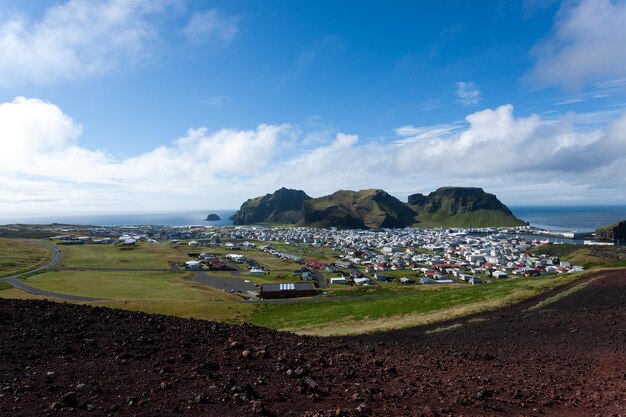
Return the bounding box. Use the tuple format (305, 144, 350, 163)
(1, 206, 625, 231)
(510, 205, 626, 232)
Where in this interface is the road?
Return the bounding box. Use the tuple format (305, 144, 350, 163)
(0, 240, 108, 302)
(193, 271, 257, 298)
(311, 269, 329, 289)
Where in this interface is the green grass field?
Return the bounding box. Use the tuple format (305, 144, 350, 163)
(19, 269, 253, 322)
(250, 273, 585, 335)
(0, 239, 51, 277)
(58, 243, 190, 269)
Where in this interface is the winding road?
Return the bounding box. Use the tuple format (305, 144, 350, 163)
(0, 241, 108, 302)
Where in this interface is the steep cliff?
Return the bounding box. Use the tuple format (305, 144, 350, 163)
(230, 188, 312, 225)
(596, 220, 626, 241)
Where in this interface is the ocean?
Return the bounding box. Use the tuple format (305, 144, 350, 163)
(510, 205, 626, 232)
(1, 206, 625, 231)
(0, 210, 237, 227)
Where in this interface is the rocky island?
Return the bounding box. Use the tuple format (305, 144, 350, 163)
(205, 213, 221, 221)
(230, 186, 525, 229)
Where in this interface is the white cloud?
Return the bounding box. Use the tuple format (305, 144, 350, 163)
(0, 0, 173, 86)
(528, 0, 626, 89)
(183, 9, 239, 45)
(455, 82, 481, 106)
(2, 96, 626, 214)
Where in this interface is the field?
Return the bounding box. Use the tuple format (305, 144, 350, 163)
(250, 272, 586, 335)
(57, 242, 190, 269)
(4, 238, 626, 337)
(0, 239, 51, 277)
(19, 269, 253, 321)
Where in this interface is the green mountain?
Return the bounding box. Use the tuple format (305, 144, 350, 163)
(229, 187, 312, 225)
(231, 186, 525, 229)
(408, 187, 527, 228)
(302, 189, 416, 229)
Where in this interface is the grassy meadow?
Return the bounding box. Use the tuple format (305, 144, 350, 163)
(0, 239, 52, 278)
(16, 269, 253, 322)
(57, 242, 194, 269)
(249, 272, 586, 335)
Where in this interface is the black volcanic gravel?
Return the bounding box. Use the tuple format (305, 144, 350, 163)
(1, 270, 625, 417)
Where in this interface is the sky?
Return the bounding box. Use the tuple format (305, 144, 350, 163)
(1, 0, 626, 216)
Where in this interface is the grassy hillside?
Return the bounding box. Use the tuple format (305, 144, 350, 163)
(415, 209, 527, 228)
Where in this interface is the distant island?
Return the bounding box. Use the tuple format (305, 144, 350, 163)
(230, 186, 526, 229)
(205, 213, 221, 221)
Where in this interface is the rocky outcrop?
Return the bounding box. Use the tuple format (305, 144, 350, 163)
(596, 220, 626, 241)
(205, 213, 221, 221)
(230, 188, 312, 225)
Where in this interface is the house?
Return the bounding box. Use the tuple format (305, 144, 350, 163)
(185, 260, 202, 270)
(374, 274, 391, 282)
(301, 271, 314, 281)
(329, 277, 347, 285)
(399, 277, 415, 284)
(493, 270, 508, 279)
(353, 277, 371, 286)
(468, 276, 482, 285)
(249, 268, 265, 275)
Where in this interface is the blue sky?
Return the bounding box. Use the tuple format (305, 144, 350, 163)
(1, 0, 626, 215)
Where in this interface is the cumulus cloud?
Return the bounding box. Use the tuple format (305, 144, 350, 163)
(528, 0, 626, 89)
(183, 9, 239, 45)
(0, 0, 173, 86)
(2, 96, 626, 213)
(455, 82, 481, 106)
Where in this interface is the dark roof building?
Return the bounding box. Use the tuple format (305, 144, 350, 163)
(259, 282, 318, 299)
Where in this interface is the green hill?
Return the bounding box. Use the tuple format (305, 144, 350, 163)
(231, 186, 525, 229)
(302, 189, 416, 229)
(409, 187, 526, 228)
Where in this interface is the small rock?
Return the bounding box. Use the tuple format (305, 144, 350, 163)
(194, 393, 208, 404)
(86, 404, 96, 411)
(250, 400, 265, 414)
(62, 391, 79, 407)
(241, 349, 254, 359)
(303, 377, 318, 392)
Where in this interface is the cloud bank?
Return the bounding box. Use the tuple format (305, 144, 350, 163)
(529, 0, 626, 89)
(2, 96, 626, 214)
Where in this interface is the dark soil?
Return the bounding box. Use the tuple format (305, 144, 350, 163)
(1, 270, 625, 417)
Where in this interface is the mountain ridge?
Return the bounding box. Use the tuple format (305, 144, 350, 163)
(231, 186, 526, 228)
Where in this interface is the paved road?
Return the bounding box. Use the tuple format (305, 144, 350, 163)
(193, 271, 257, 297)
(312, 269, 329, 289)
(0, 240, 107, 302)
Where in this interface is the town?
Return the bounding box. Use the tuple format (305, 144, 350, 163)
(19, 222, 587, 300)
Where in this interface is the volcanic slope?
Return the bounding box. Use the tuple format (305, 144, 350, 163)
(1, 270, 624, 416)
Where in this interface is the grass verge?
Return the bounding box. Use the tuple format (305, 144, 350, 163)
(250, 272, 586, 336)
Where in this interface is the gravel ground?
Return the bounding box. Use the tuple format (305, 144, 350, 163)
(1, 270, 625, 417)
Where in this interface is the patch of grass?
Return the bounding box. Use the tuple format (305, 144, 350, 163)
(59, 243, 189, 269)
(14, 269, 255, 322)
(0, 282, 12, 290)
(527, 278, 597, 311)
(249, 272, 585, 335)
(425, 323, 463, 334)
(0, 239, 51, 277)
